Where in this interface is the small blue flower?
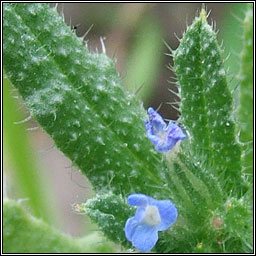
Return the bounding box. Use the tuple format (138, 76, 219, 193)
(125, 193, 178, 252)
(145, 107, 186, 153)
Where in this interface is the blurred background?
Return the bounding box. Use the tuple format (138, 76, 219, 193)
(3, 3, 247, 237)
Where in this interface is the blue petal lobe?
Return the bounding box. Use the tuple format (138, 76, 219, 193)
(127, 194, 148, 207)
(155, 139, 177, 153)
(151, 199, 178, 231)
(134, 207, 146, 222)
(167, 121, 186, 140)
(147, 107, 166, 135)
(131, 224, 158, 252)
(125, 217, 139, 242)
(145, 129, 163, 147)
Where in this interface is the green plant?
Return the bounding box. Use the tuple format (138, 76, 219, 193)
(3, 3, 253, 253)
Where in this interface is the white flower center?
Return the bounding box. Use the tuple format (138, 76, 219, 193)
(156, 130, 167, 146)
(142, 205, 161, 226)
(156, 129, 166, 140)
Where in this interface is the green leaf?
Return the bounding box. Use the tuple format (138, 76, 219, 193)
(223, 195, 253, 252)
(220, 3, 247, 92)
(154, 8, 252, 253)
(3, 72, 55, 223)
(156, 152, 223, 253)
(238, 4, 253, 175)
(172, 9, 243, 194)
(82, 192, 135, 248)
(3, 199, 116, 253)
(3, 3, 169, 197)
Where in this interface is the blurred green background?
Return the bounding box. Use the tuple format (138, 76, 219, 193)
(3, 3, 247, 237)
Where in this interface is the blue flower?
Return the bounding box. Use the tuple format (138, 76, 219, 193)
(145, 107, 186, 153)
(125, 193, 178, 252)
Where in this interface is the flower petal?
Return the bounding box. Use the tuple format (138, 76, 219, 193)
(134, 207, 146, 222)
(155, 139, 177, 153)
(127, 194, 148, 207)
(124, 207, 153, 246)
(145, 108, 186, 153)
(145, 128, 165, 149)
(145, 121, 170, 153)
(131, 224, 159, 252)
(125, 217, 139, 242)
(167, 121, 186, 140)
(150, 199, 178, 231)
(147, 107, 167, 135)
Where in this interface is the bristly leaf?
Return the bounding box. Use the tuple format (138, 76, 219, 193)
(238, 4, 253, 175)
(3, 199, 116, 253)
(157, 7, 253, 253)
(3, 75, 54, 223)
(82, 193, 135, 248)
(4, 3, 253, 254)
(3, 3, 169, 197)
(172, 9, 244, 195)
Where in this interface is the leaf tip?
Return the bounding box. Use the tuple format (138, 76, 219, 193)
(200, 8, 207, 23)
